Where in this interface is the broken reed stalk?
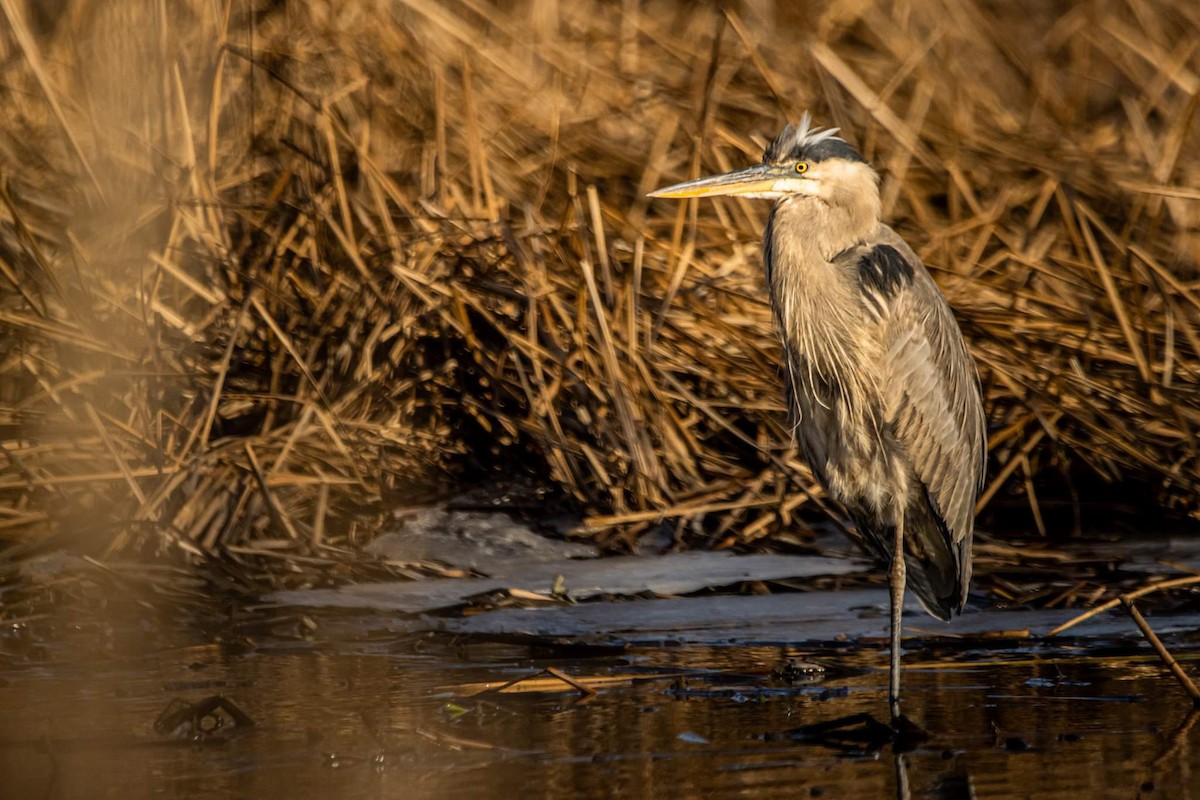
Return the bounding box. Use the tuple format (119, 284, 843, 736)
(481, 667, 599, 698)
(542, 666, 600, 699)
(1120, 596, 1200, 709)
(0, 0, 1198, 569)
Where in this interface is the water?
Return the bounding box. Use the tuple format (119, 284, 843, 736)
(2, 602, 1197, 799)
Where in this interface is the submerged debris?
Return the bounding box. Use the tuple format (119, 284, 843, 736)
(154, 695, 256, 741)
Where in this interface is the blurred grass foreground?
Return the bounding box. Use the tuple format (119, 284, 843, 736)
(0, 0, 1198, 568)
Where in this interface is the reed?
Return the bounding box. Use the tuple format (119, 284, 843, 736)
(1, 0, 1197, 565)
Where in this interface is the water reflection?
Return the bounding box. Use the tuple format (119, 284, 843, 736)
(1, 612, 1197, 799)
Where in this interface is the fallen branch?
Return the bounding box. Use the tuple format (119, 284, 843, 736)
(1120, 596, 1200, 709)
(1046, 575, 1200, 637)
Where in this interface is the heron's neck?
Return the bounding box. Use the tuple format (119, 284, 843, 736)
(771, 190, 880, 262)
(763, 194, 883, 403)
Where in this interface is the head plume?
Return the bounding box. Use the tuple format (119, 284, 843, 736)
(764, 112, 866, 165)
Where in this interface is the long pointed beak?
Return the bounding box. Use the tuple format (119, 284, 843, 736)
(648, 163, 781, 199)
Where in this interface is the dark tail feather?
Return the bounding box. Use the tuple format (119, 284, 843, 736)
(902, 493, 968, 621)
(854, 494, 968, 622)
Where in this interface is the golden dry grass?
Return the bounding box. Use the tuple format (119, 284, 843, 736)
(1, 0, 1198, 564)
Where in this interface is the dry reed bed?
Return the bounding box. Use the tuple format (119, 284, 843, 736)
(0, 0, 1198, 566)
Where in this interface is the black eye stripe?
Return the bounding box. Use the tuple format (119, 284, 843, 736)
(765, 135, 867, 165)
(797, 139, 866, 164)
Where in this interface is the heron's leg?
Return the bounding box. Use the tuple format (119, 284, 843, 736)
(889, 515, 906, 720)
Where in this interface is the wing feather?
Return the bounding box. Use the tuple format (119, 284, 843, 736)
(840, 233, 987, 611)
(869, 236, 987, 548)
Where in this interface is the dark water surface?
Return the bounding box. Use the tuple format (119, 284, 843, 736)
(2, 603, 1198, 800)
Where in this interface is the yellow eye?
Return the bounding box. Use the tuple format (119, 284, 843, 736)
(795, 161, 809, 174)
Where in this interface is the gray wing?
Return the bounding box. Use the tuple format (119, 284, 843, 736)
(851, 234, 987, 594)
(844, 231, 984, 614)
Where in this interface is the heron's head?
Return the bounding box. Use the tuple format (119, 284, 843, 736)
(650, 114, 879, 217)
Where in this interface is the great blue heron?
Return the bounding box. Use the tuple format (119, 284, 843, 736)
(650, 115, 987, 719)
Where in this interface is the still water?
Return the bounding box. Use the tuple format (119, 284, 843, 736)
(1, 604, 1196, 799)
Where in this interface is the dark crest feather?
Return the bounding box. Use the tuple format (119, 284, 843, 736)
(764, 112, 866, 165)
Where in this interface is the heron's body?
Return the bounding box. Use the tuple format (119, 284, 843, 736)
(768, 207, 984, 621)
(651, 116, 987, 719)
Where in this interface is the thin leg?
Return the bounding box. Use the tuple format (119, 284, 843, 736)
(889, 516, 906, 720)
